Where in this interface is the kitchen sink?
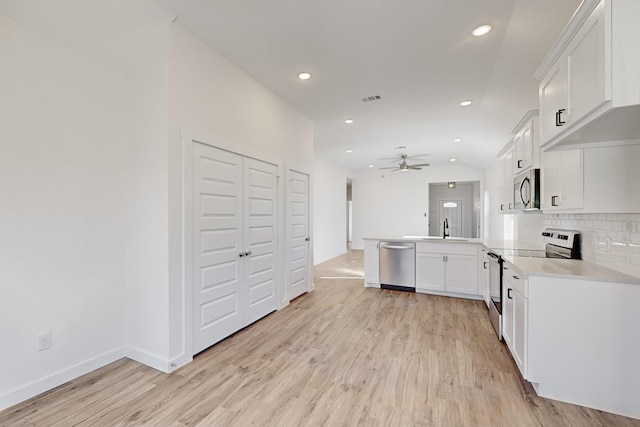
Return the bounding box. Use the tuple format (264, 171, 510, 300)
(402, 235, 468, 241)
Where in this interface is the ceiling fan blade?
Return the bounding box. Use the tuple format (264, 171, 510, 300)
(408, 166, 422, 170)
(410, 163, 430, 167)
(404, 154, 431, 159)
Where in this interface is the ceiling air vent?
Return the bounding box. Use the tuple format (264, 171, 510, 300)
(362, 95, 382, 102)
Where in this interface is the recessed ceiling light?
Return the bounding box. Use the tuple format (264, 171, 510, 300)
(297, 72, 312, 80)
(472, 25, 492, 37)
(460, 100, 472, 107)
(368, 165, 374, 168)
(453, 138, 462, 142)
(450, 158, 457, 162)
(346, 150, 352, 153)
(344, 119, 354, 124)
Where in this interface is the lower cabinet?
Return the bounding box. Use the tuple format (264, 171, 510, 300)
(479, 247, 491, 307)
(364, 240, 379, 287)
(416, 243, 478, 296)
(502, 260, 527, 378)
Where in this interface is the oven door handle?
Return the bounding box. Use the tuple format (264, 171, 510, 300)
(487, 252, 500, 261)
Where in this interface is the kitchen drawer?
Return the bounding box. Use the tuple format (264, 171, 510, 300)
(415, 242, 476, 255)
(503, 261, 526, 297)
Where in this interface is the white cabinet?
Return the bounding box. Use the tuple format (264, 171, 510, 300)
(416, 252, 446, 291)
(536, 0, 640, 150)
(364, 240, 380, 287)
(541, 149, 584, 210)
(498, 144, 514, 213)
(416, 243, 478, 296)
(512, 111, 538, 175)
(502, 261, 527, 378)
(479, 247, 491, 307)
(539, 60, 568, 143)
(539, 1, 607, 145)
(447, 254, 478, 294)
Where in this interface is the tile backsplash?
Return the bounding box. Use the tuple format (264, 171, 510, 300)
(544, 213, 640, 279)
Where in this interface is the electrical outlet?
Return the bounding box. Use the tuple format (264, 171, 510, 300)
(38, 332, 51, 351)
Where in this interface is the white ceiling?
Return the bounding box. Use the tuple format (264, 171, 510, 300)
(154, 0, 581, 172)
(1, 0, 581, 172)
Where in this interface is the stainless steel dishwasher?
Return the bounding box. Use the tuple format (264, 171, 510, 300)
(379, 241, 415, 292)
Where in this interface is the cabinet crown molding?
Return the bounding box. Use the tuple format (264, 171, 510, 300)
(511, 110, 539, 135)
(497, 138, 514, 159)
(534, 0, 601, 80)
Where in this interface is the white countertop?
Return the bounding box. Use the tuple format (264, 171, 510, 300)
(501, 255, 640, 285)
(364, 236, 640, 284)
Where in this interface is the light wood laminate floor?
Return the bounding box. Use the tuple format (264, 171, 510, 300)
(2, 249, 638, 426)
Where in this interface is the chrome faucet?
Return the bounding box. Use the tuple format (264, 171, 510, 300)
(443, 218, 449, 238)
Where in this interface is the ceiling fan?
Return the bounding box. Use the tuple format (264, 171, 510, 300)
(380, 154, 430, 172)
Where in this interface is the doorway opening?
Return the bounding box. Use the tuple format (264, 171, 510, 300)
(428, 181, 480, 238)
(346, 178, 352, 249)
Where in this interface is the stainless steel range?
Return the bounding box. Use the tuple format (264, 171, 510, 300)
(487, 228, 581, 339)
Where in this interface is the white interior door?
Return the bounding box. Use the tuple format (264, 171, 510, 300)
(243, 157, 278, 325)
(439, 199, 462, 237)
(192, 143, 243, 354)
(288, 170, 310, 300)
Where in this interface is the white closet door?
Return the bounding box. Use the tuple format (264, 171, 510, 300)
(192, 143, 244, 354)
(243, 157, 278, 325)
(288, 170, 310, 300)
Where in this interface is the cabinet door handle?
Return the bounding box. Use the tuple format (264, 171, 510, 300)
(513, 275, 519, 280)
(246, 251, 252, 256)
(239, 252, 245, 257)
(508, 203, 513, 210)
(483, 261, 488, 269)
(507, 288, 513, 299)
(305, 237, 311, 241)
(500, 204, 505, 211)
(556, 108, 566, 126)
(517, 159, 523, 169)
(551, 195, 559, 207)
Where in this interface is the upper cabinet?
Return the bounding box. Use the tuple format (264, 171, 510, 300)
(535, 0, 640, 150)
(541, 149, 584, 211)
(498, 142, 515, 213)
(512, 110, 538, 176)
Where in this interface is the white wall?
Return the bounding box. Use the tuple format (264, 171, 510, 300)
(312, 154, 350, 264)
(351, 163, 483, 250)
(0, 14, 129, 409)
(123, 26, 172, 370)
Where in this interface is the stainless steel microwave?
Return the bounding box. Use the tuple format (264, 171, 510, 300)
(514, 168, 540, 211)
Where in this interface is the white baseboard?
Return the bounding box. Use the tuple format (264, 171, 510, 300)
(313, 249, 347, 266)
(125, 346, 172, 373)
(0, 347, 126, 412)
